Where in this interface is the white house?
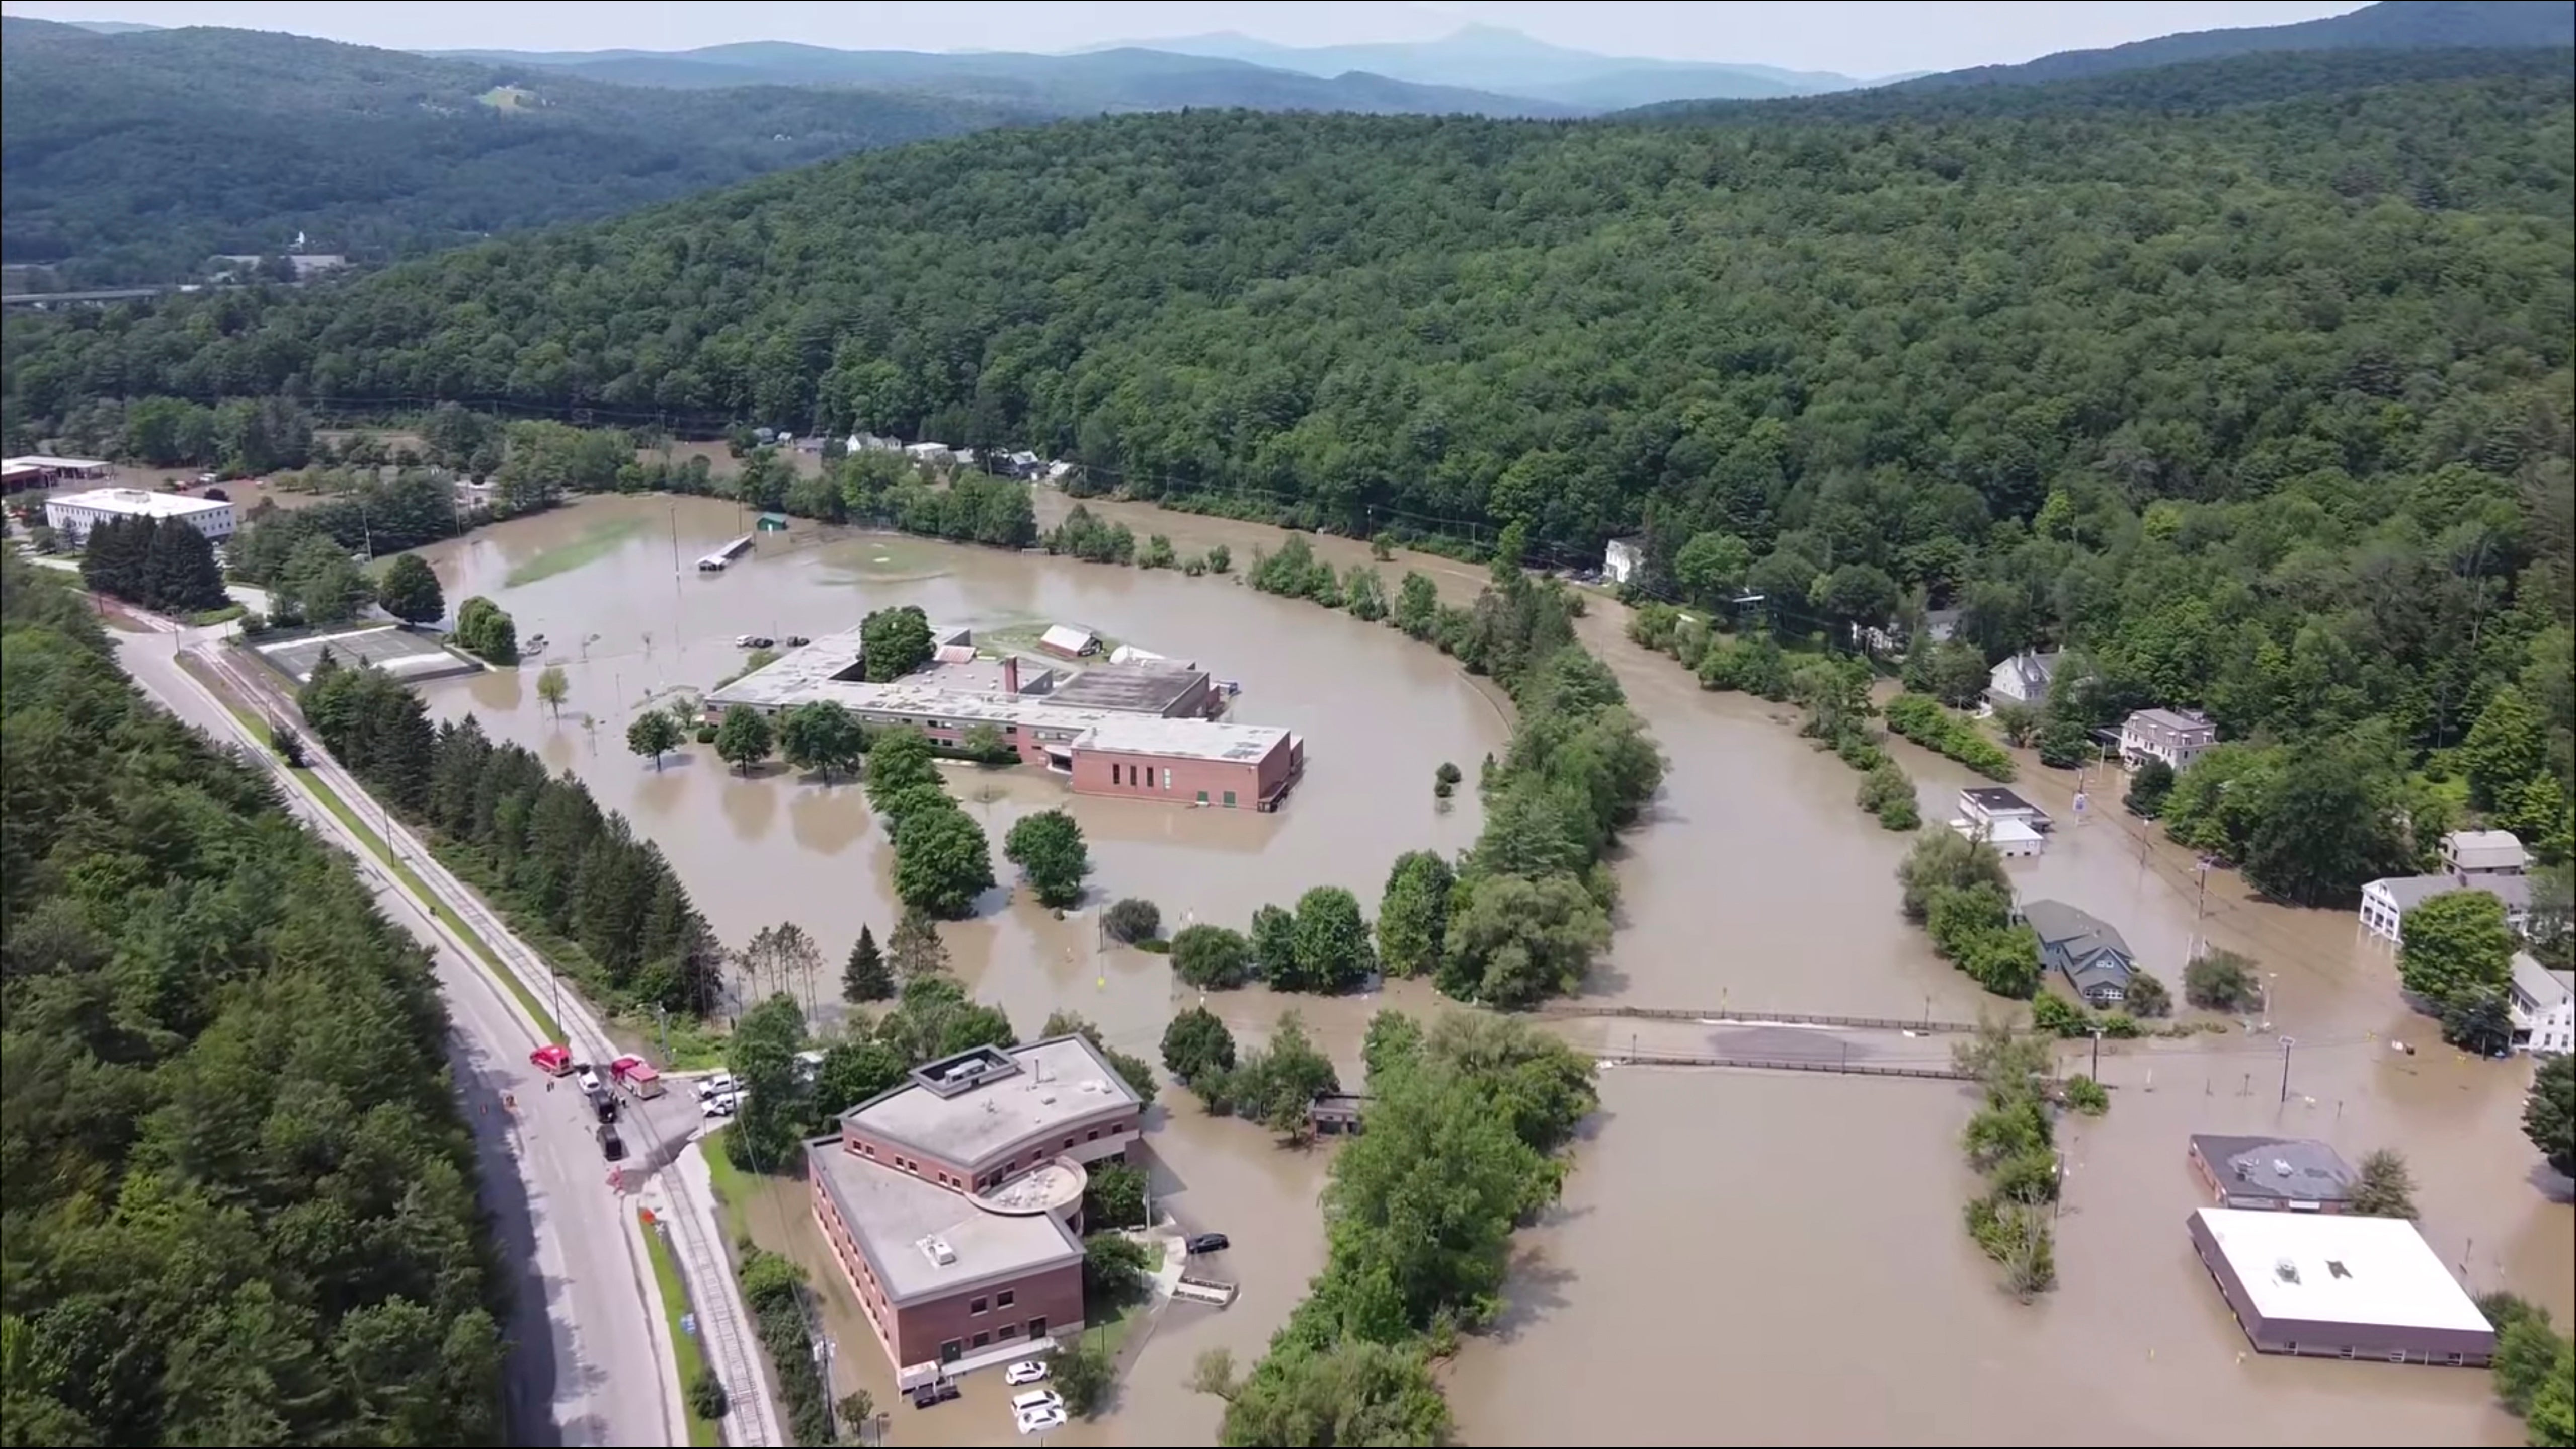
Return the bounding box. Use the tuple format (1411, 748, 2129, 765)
(2358, 872, 2532, 944)
(2531, 997, 2574, 1058)
(1986, 649, 2061, 708)
(2119, 707, 2218, 771)
(2508, 953, 2575, 1055)
(45, 487, 236, 545)
(1603, 536, 1646, 586)
(903, 441, 953, 465)
(2441, 829, 2528, 877)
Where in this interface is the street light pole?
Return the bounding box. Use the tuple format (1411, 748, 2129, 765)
(2278, 1035, 2296, 1104)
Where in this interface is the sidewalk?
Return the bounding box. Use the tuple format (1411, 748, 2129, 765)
(659, 1144, 784, 1448)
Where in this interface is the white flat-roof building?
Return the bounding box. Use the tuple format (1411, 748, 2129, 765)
(1952, 816, 2044, 857)
(2186, 1208, 2496, 1365)
(44, 487, 236, 545)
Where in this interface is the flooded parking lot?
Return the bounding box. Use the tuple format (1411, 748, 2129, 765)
(410, 494, 2566, 1444)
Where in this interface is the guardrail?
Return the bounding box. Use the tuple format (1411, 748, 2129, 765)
(1539, 1003, 1982, 1034)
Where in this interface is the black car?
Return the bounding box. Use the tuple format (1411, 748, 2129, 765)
(598, 1124, 626, 1162)
(1186, 1232, 1230, 1255)
(591, 1090, 619, 1124)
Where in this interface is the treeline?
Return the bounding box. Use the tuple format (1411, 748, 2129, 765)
(0, 555, 504, 1444)
(297, 656, 726, 1016)
(74, 514, 228, 615)
(1155, 523, 1662, 1009)
(1191, 1012, 1598, 1444)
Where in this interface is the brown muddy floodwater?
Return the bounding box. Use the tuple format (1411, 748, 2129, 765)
(410, 495, 2567, 1445)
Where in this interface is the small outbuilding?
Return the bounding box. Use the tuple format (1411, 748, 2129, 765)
(2186, 1208, 2494, 1366)
(1037, 624, 1100, 659)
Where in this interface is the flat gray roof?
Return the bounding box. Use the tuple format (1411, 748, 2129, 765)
(2370, 874, 2531, 914)
(845, 1035, 1140, 1171)
(1077, 714, 1290, 764)
(807, 1139, 1079, 1305)
(1047, 661, 1208, 714)
(2192, 1134, 2354, 1204)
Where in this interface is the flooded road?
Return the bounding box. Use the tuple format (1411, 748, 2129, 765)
(409, 495, 2566, 1445)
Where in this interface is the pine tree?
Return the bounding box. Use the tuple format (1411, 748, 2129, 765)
(843, 925, 894, 1003)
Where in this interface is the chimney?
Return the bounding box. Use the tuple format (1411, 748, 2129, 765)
(1002, 656, 1020, 695)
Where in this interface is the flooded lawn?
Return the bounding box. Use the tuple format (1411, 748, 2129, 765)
(409, 495, 2565, 1445)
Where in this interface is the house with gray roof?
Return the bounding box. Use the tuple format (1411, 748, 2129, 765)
(1985, 649, 2062, 708)
(2357, 872, 2531, 944)
(2020, 899, 2137, 1007)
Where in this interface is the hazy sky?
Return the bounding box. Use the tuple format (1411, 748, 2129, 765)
(2, 1, 2368, 75)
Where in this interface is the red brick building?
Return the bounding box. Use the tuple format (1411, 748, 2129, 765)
(1069, 716, 1303, 811)
(806, 1038, 1145, 1376)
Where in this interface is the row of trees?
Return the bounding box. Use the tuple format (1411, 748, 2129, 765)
(297, 657, 726, 1015)
(864, 727, 996, 918)
(74, 513, 227, 614)
(1191, 1012, 1598, 1444)
(1, 555, 505, 1444)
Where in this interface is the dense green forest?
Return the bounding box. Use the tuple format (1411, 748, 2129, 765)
(6, 48, 2571, 847)
(0, 555, 505, 1443)
(0, 18, 1022, 284)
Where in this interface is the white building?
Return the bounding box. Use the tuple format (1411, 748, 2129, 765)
(2531, 997, 2575, 1059)
(2440, 829, 2528, 877)
(1959, 787, 2051, 835)
(44, 488, 237, 546)
(2508, 953, 2574, 1055)
(1603, 536, 1645, 586)
(1951, 816, 2044, 857)
(904, 442, 953, 465)
(1986, 649, 2061, 708)
(2358, 872, 2531, 944)
(2120, 707, 2218, 771)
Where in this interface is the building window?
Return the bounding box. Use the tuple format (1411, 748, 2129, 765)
(1000, 1323, 1019, 1339)
(998, 1290, 1015, 1309)
(1064, 1136, 1075, 1150)
(970, 1297, 988, 1315)
(1086, 1128, 1099, 1141)
(972, 1331, 991, 1349)
(1163, 768, 1173, 790)
(1029, 1317, 1047, 1340)
(1223, 790, 1236, 808)
(1110, 763, 1122, 785)
(1196, 790, 1209, 804)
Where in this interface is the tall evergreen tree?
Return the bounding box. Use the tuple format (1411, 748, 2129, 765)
(843, 925, 894, 1003)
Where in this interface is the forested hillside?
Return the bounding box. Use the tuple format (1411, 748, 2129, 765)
(0, 18, 1022, 284)
(0, 555, 504, 1442)
(6, 51, 2570, 838)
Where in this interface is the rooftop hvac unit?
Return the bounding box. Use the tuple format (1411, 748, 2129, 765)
(921, 1236, 956, 1266)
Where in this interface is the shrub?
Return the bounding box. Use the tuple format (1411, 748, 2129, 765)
(2065, 1076, 2110, 1115)
(694, 723, 717, 744)
(1883, 693, 2017, 781)
(2030, 992, 2090, 1037)
(2184, 949, 2263, 1012)
(1102, 896, 1162, 944)
(690, 1370, 729, 1421)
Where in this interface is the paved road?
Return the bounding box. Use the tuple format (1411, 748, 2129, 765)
(115, 628, 690, 1447)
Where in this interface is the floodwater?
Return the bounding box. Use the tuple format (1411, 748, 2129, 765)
(407, 494, 2568, 1446)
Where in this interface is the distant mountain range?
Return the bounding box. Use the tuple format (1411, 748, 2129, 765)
(10, 2, 2566, 288)
(425, 39, 1577, 118)
(1896, 0, 2569, 90)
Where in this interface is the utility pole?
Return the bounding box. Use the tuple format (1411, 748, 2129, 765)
(2278, 1035, 2296, 1104)
(2089, 1026, 2102, 1080)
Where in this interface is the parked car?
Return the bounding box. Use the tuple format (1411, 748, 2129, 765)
(1003, 1360, 1050, 1386)
(700, 1092, 740, 1119)
(697, 1072, 737, 1101)
(597, 1124, 626, 1162)
(530, 1043, 574, 1076)
(782, 634, 811, 647)
(575, 1065, 603, 1096)
(908, 1378, 960, 1409)
(1015, 1406, 1066, 1436)
(734, 634, 774, 649)
(591, 1091, 619, 1124)
(1186, 1232, 1230, 1255)
(1010, 1390, 1064, 1417)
